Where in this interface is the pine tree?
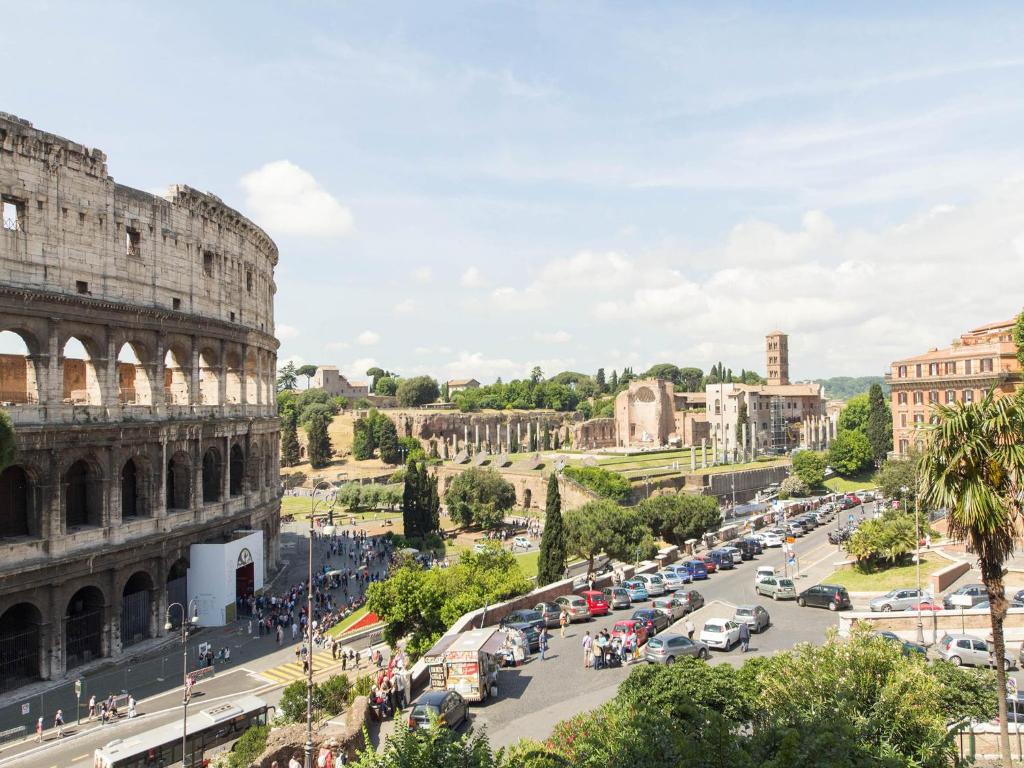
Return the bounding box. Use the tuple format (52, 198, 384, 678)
(377, 418, 401, 464)
(610, 369, 618, 389)
(280, 410, 300, 466)
(402, 458, 420, 539)
(537, 473, 566, 585)
(865, 383, 892, 466)
(306, 412, 333, 469)
(595, 368, 606, 393)
(542, 424, 551, 450)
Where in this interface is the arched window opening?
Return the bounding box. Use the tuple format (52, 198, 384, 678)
(65, 460, 101, 529)
(229, 444, 245, 496)
(0, 330, 39, 405)
(163, 348, 190, 406)
(63, 336, 102, 405)
(166, 453, 191, 511)
(0, 466, 31, 538)
(202, 449, 222, 503)
(198, 348, 220, 405)
(225, 351, 242, 404)
(65, 586, 105, 668)
(121, 459, 141, 518)
(0, 603, 43, 692)
(117, 343, 152, 406)
(245, 350, 258, 405)
(121, 572, 153, 647)
(166, 558, 189, 627)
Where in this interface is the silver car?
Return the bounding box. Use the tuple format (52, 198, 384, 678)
(657, 569, 688, 591)
(652, 596, 688, 622)
(870, 588, 931, 612)
(937, 633, 1015, 671)
(755, 576, 797, 600)
(554, 595, 591, 623)
(734, 604, 770, 633)
(601, 587, 632, 610)
(645, 632, 709, 664)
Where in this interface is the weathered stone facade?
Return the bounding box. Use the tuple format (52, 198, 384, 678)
(0, 113, 281, 693)
(385, 409, 575, 458)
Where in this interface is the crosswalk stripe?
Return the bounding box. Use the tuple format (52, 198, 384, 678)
(255, 651, 346, 684)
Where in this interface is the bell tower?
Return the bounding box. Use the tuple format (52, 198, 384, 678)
(766, 331, 789, 386)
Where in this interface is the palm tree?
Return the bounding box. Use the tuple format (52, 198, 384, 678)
(918, 390, 1024, 763)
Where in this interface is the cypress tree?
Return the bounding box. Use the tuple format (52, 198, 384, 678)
(377, 418, 401, 465)
(537, 473, 566, 585)
(306, 412, 332, 469)
(280, 410, 300, 466)
(865, 383, 893, 466)
(423, 468, 440, 536)
(402, 458, 420, 539)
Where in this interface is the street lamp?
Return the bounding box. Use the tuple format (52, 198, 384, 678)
(306, 480, 334, 768)
(165, 599, 200, 767)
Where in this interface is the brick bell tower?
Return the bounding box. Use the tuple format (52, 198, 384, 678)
(766, 331, 789, 386)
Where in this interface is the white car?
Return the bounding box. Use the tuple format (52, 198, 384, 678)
(761, 532, 783, 548)
(636, 573, 667, 596)
(754, 566, 776, 585)
(512, 535, 531, 549)
(720, 546, 743, 564)
(700, 619, 742, 650)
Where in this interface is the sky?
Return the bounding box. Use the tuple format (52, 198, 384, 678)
(5, 1, 1024, 383)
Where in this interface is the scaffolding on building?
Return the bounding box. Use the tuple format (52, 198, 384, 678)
(769, 396, 787, 455)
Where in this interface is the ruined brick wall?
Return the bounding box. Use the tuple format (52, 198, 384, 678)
(384, 409, 577, 456)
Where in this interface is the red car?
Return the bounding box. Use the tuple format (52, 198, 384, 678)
(697, 555, 717, 574)
(610, 618, 649, 645)
(580, 589, 610, 617)
(907, 601, 943, 612)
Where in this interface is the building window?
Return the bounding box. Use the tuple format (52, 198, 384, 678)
(928, 390, 939, 404)
(126, 227, 141, 257)
(945, 390, 956, 404)
(913, 414, 924, 424)
(913, 391, 924, 405)
(945, 361, 956, 374)
(76, 280, 89, 294)
(900, 414, 907, 427)
(1, 196, 25, 232)
(246, 270, 253, 293)
(915, 364, 922, 377)
(897, 365, 907, 378)
(930, 415, 939, 425)
(963, 389, 974, 404)
(172, 298, 181, 310)
(203, 251, 214, 277)
(981, 358, 994, 373)
(929, 363, 939, 376)
(230, 311, 236, 322)
(965, 360, 973, 375)
(899, 439, 910, 454)
(897, 392, 908, 405)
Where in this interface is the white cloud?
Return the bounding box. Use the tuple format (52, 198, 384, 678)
(276, 323, 300, 341)
(393, 299, 416, 314)
(357, 330, 380, 346)
(461, 266, 485, 288)
(240, 160, 353, 237)
(414, 267, 433, 283)
(534, 330, 572, 344)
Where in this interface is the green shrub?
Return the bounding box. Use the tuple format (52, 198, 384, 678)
(563, 465, 632, 501)
(320, 674, 351, 717)
(279, 679, 325, 723)
(348, 673, 375, 704)
(227, 724, 269, 768)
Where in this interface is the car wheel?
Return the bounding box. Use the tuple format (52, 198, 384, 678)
(797, 597, 806, 607)
(882, 604, 892, 612)
(772, 592, 779, 601)
(1005, 658, 1012, 672)
(828, 602, 838, 612)
(698, 648, 709, 660)
(666, 656, 675, 665)
(950, 655, 962, 666)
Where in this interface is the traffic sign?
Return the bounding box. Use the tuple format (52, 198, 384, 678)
(74, 679, 82, 697)
(786, 536, 795, 544)
(788, 556, 796, 566)
(1009, 677, 1018, 696)
(848, 514, 855, 523)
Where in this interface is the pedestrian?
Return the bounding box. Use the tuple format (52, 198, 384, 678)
(684, 618, 695, 641)
(88, 694, 96, 720)
(35, 716, 43, 742)
(559, 609, 568, 639)
(538, 627, 548, 661)
(54, 709, 65, 738)
(277, 625, 284, 646)
(289, 754, 303, 768)
(127, 695, 137, 719)
(739, 621, 750, 653)
(581, 631, 593, 668)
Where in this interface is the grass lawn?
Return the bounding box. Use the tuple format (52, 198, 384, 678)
(516, 550, 540, 579)
(824, 556, 944, 592)
(280, 496, 405, 524)
(824, 470, 879, 493)
(326, 606, 370, 637)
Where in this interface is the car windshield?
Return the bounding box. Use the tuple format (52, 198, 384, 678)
(648, 637, 663, 649)
(778, 579, 794, 587)
(735, 609, 753, 617)
(412, 704, 439, 718)
(649, 575, 664, 583)
(704, 623, 724, 632)
(520, 611, 542, 621)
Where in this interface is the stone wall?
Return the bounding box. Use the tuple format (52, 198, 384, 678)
(432, 464, 597, 512)
(386, 409, 575, 457)
(615, 379, 677, 448)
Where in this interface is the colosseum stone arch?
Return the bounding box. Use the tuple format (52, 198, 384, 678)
(0, 113, 282, 690)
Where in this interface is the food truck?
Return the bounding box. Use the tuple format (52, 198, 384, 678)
(422, 628, 502, 702)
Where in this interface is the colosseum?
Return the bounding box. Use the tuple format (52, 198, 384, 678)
(0, 113, 281, 693)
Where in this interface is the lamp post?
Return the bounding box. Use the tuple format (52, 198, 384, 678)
(306, 480, 334, 768)
(165, 599, 199, 767)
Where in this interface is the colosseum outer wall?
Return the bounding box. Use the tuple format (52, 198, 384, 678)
(0, 113, 282, 692)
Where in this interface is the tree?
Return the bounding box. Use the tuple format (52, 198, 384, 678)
(0, 409, 16, 472)
(735, 401, 748, 445)
(564, 500, 655, 574)
(919, 390, 1024, 764)
(374, 375, 399, 396)
(636, 494, 721, 546)
(679, 367, 703, 392)
(306, 412, 333, 468)
(645, 363, 681, 384)
(865, 383, 892, 465)
(827, 429, 873, 475)
(595, 368, 606, 393)
(443, 468, 517, 529)
(562, 465, 631, 502)
(440, 381, 450, 402)
(366, 366, 385, 389)
(296, 363, 318, 389)
(280, 410, 300, 466)
(790, 450, 826, 488)
(777, 474, 808, 499)
(837, 393, 870, 434)
(350, 717, 503, 768)
(876, 453, 919, 504)
(376, 418, 401, 464)
(537, 474, 566, 585)
(609, 369, 618, 389)
(1014, 308, 1024, 369)
(845, 513, 916, 569)
(530, 366, 544, 384)
(276, 361, 298, 392)
(396, 375, 440, 407)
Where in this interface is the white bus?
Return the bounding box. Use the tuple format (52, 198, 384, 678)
(93, 694, 270, 768)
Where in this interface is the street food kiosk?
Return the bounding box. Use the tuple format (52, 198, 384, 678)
(422, 628, 503, 702)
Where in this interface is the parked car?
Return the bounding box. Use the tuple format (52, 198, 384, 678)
(533, 602, 562, 628)
(652, 596, 689, 622)
(943, 584, 988, 610)
(700, 618, 742, 650)
(503, 621, 541, 652)
(734, 604, 771, 633)
(975, 599, 1024, 611)
(855, 490, 875, 502)
(937, 633, 1015, 670)
(610, 618, 649, 646)
(554, 595, 591, 622)
(1014, 588, 1024, 603)
(622, 579, 649, 602)
(797, 584, 852, 611)
(905, 601, 944, 612)
(657, 569, 689, 591)
(735, 540, 759, 559)
(408, 690, 468, 731)
(579, 589, 610, 617)
(755, 576, 797, 601)
(761, 532, 784, 548)
(742, 537, 764, 554)
(787, 522, 806, 537)
(645, 633, 710, 664)
(697, 554, 718, 573)
(512, 535, 531, 549)
(707, 550, 735, 570)
(828, 527, 855, 545)
(754, 566, 776, 585)
(631, 608, 671, 636)
(869, 588, 932, 613)
(636, 573, 668, 596)
(721, 545, 746, 563)
(680, 559, 709, 580)
(875, 630, 927, 656)
(672, 589, 705, 613)
(500, 609, 546, 630)
(601, 586, 632, 610)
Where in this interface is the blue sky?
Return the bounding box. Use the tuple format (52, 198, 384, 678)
(6, 1, 1024, 382)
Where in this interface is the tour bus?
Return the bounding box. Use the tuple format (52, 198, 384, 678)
(93, 695, 271, 768)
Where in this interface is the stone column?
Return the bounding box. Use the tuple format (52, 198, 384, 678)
(104, 326, 119, 411)
(741, 423, 748, 463)
(690, 448, 696, 471)
(700, 438, 707, 468)
(222, 435, 231, 502)
(517, 421, 522, 448)
(475, 424, 480, 450)
(485, 424, 490, 451)
(463, 426, 469, 450)
(238, 344, 248, 409)
(46, 321, 62, 413)
(527, 422, 532, 450)
(189, 336, 200, 407)
(217, 340, 227, 407)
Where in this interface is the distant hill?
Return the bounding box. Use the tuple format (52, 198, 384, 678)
(811, 376, 888, 401)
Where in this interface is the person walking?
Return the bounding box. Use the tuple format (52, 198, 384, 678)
(739, 621, 750, 653)
(127, 694, 137, 719)
(88, 694, 96, 721)
(35, 717, 43, 743)
(581, 631, 593, 669)
(54, 709, 65, 738)
(684, 618, 695, 641)
(538, 627, 548, 661)
(559, 609, 568, 639)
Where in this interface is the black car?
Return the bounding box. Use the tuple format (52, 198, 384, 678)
(735, 540, 758, 559)
(501, 609, 546, 631)
(503, 621, 541, 652)
(797, 583, 852, 611)
(408, 689, 468, 730)
(875, 630, 927, 657)
(631, 608, 671, 636)
(740, 537, 764, 555)
(828, 527, 854, 545)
